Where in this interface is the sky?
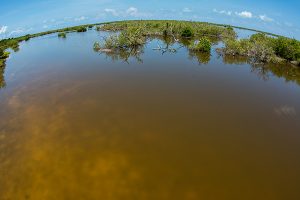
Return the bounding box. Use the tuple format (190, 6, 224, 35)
(1, 0, 300, 39)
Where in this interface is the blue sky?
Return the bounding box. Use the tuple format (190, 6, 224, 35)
(1, 0, 300, 39)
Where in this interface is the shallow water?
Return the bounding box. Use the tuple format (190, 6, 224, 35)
(0, 30, 300, 200)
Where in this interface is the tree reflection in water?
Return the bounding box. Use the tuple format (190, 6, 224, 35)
(93, 35, 300, 85)
(97, 47, 145, 64)
(189, 51, 211, 65)
(0, 65, 6, 89)
(222, 54, 300, 85)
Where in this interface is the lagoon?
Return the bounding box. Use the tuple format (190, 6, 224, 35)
(0, 29, 300, 199)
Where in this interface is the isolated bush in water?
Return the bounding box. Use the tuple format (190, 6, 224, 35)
(190, 38, 212, 53)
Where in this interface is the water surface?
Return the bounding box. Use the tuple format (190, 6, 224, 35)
(0, 30, 300, 200)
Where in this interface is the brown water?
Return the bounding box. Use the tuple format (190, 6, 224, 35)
(0, 31, 300, 200)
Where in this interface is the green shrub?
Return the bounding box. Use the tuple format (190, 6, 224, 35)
(58, 32, 67, 38)
(24, 35, 31, 41)
(250, 33, 268, 42)
(118, 27, 146, 47)
(181, 27, 194, 38)
(104, 35, 119, 49)
(190, 38, 211, 52)
(0, 63, 5, 88)
(0, 52, 9, 68)
(249, 41, 276, 62)
(221, 26, 237, 39)
(0, 59, 4, 68)
(272, 37, 300, 61)
(93, 42, 101, 51)
(0, 51, 10, 59)
(0, 59, 4, 67)
(224, 35, 277, 63)
(76, 26, 87, 32)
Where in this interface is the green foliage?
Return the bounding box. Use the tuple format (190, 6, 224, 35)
(95, 27, 146, 51)
(103, 35, 120, 49)
(0, 39, 20, 68)
(223, 33, 300, 63)
(98, 21, 234, 40)
(119, 27, 146, 47)
(58, 32, 67, 38)
(189, 38, 211, 52)
(76, 26, 87, 32)
(181, 27, 194, 38)
(224, 37, 276, 63)
(0, 59, 5, 68)
(0, 52, 9, 75)
(24, 35, 31, 41)
(0, 51, 10, 59)
(0, 63, 5, 88)
(221, 26, 237, 39)
(272, 37, 300, 61)
(93, 42, 101, 51)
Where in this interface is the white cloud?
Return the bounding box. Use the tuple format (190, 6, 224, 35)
(235, 11, 253, 18)
(104, 7, 150, 18)
(220, 10, 232, 16)
(213, 9, 232, 16)
(104, 8, 119, 16)
(9, 29, 24, 35)
(126, 7, 138, 16)
(214, 9, 276, 24)
(183, 8, 192, 13)
(259, 15, 273, 22)
(0, 26, 8, 34)
(74, 16, 88, 21)
(9, 28, 33, 36)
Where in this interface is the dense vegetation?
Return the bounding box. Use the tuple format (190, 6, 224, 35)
(222, 33, 300, 64)
(189, 38, 212, 52)
(98, 20, 237, 40)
